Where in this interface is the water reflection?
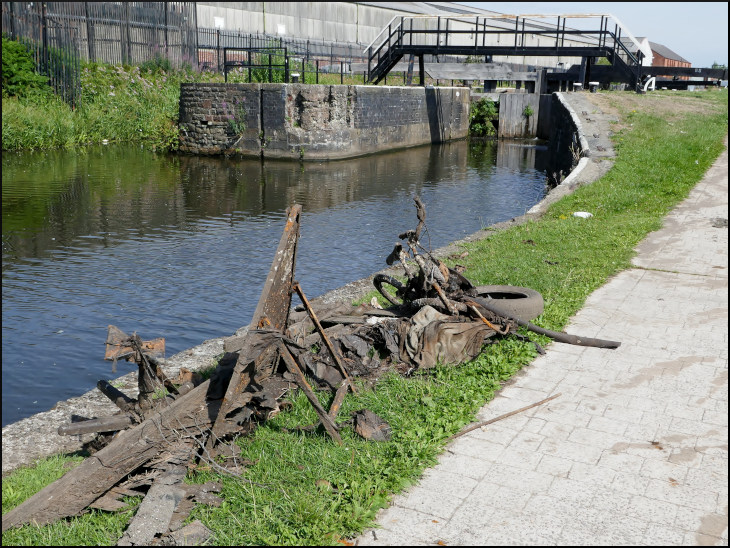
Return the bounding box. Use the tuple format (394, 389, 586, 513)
(2, 140, 547, 426)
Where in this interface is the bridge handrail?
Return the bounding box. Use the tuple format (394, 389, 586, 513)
(365, 13, 645, 84)
(365, 13, 643, 60)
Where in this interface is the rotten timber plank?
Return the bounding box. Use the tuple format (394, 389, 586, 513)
(2, 380, 218, 532)
(210, 205, 301, 441)
(116, 464, 187, 546)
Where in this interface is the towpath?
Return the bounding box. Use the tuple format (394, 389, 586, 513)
(355, 97, 728, 545)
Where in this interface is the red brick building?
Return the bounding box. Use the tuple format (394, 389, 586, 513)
(648, 41, 691, 68)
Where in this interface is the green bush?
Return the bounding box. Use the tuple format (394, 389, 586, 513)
(469, 97, 498, 137)
(1, 35, 51, 98)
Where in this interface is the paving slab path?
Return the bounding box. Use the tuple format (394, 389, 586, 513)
(355, 114, 728, 545)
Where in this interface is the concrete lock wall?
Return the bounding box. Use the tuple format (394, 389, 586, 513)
(179, 83, 470, 160)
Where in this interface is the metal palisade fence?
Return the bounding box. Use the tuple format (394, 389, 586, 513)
(2, 2, 442, 107)
(2, 1, 198, 107)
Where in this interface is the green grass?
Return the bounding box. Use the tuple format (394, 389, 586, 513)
(2, 62, 453, 153)
(2, 89, 727, 545)
(2, 63, 221, 152)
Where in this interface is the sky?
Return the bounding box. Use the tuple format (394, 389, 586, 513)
(459, 2, 728, 67)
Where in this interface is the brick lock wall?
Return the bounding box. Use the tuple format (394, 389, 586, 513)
(178, 83, 470, 160)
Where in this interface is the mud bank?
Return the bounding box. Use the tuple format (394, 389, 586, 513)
(1, 92, 617, 476)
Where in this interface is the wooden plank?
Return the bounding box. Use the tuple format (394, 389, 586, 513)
(210, 205, 301, 441)
(116, 464, 187, 546)
(2, 380, 218, 532)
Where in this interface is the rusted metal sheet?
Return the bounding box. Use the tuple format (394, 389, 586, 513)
(104, 325, 165, 361)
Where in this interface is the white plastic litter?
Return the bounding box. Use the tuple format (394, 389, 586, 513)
(573, 211, 593, 218)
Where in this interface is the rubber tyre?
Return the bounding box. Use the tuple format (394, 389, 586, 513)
(473, 285, 544, 321)
(373, 274, 406, 307)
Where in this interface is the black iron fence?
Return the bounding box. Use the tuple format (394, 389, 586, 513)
(2, 2, 82, 106)
(3, 2, 453, 107)
(3, 2, 197, 106)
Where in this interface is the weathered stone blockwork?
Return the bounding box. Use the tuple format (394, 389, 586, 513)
(179, 83, 470, 160)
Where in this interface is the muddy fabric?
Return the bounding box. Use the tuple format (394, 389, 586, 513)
(405, 305, 495, 368)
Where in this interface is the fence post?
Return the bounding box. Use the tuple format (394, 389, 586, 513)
(340, 60, 343, 84)
(41, 2, 49, 75)
(8, 1, 16, 39)
(164, 1, 169, 60)
(216, 29, 220, 72)
(316, 59, 319, 84)
(84, 2, 95, 61)
(124, 2, 131, 64)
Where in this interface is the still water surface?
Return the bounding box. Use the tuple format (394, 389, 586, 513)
(2, 140, 548, 426)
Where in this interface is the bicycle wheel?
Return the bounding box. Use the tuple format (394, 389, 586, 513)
(373, 274, 406, 307)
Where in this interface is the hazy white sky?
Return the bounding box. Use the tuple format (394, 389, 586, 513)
(458, 2, 728, 67)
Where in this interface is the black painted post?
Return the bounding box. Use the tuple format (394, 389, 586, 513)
(316, 59, 319, 84)
(579, 57, 587, 88)
(164, 1, 169, 60)
(41, 2, 49, 75)
(84, 2, 95, 61)
(419, 54, 425, 86)
(340, 60, 343, 84)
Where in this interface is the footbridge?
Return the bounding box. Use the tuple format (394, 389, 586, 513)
(364, 13, 646, 90)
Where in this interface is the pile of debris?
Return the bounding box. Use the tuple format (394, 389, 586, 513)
(2, 199, 620, 542)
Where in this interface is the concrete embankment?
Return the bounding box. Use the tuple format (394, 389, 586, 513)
(1, 92, 614, 476)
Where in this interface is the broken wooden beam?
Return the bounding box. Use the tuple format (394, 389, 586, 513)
(116, 463, 187, 546)
(2, 380, 219, 531)
(58, 413, 136, 436)
(210, 205, 301, 442)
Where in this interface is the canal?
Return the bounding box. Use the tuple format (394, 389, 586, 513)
(2, 139, 548, 426)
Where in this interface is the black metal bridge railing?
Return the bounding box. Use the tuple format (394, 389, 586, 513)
(364, 14, 644, 89)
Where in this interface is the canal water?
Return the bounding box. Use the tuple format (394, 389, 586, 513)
(2, 140, 548, 427)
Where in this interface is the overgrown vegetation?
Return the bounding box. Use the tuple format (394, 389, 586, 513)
(1, 34, 52, 99)
(468, 96, 498, 137)
(1, 90, 727, 546)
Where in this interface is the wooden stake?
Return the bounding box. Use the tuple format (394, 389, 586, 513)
(446, 393, 561, 441)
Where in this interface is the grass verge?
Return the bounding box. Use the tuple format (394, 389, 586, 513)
(1, 89, 727, 545)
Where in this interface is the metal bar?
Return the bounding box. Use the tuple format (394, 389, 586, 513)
(278, 343, 342, 445)
(447, 394, 561, 441)
(293, 283, 355, 393)
(97, 380, 136, 413)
